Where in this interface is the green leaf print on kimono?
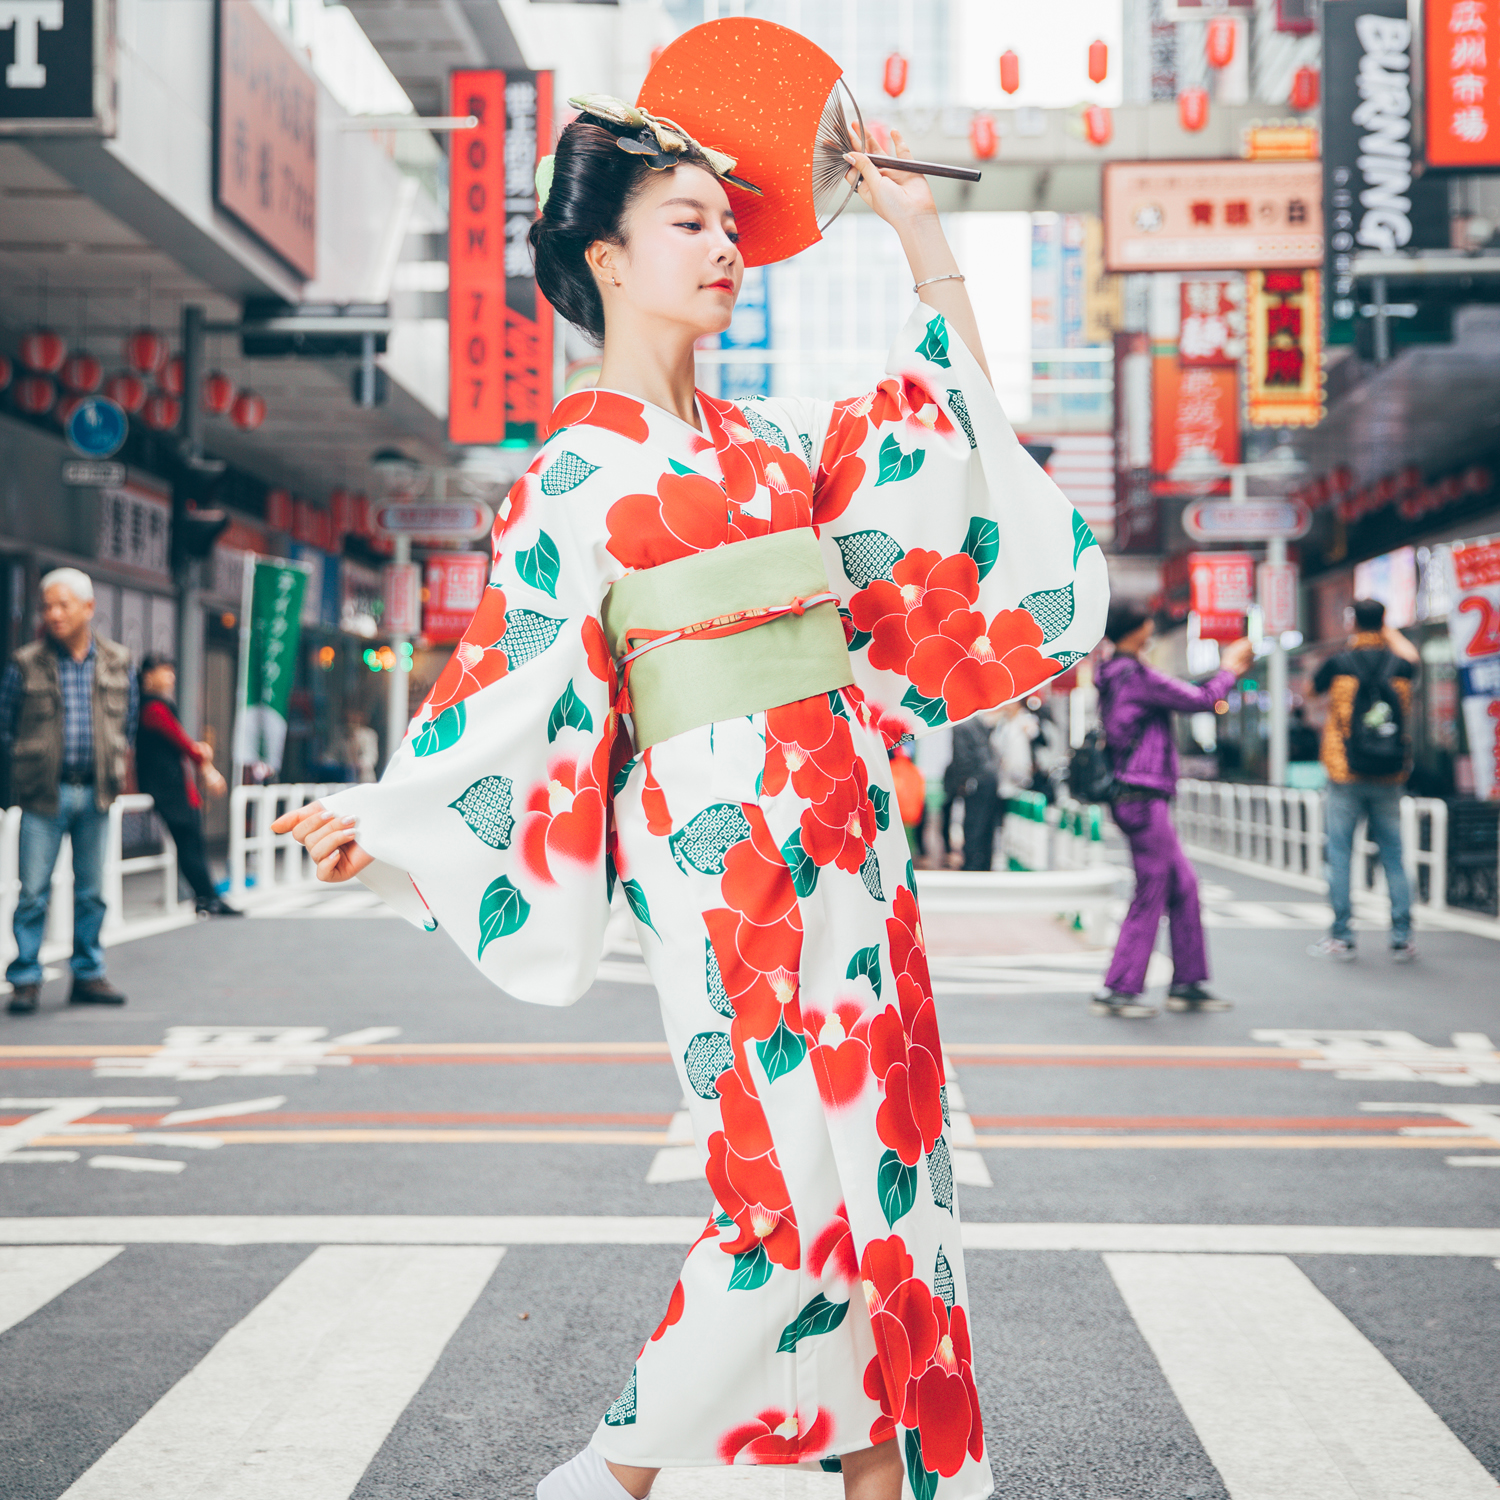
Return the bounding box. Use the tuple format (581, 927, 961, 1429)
(846, 944, 883, 1000)
(602, 1368, 637, 1427)
(476, 876, 529, 959)
(877, 1147, 918, 1227)
(875, 432, 926, 486)
(756, 1018, 807, 1084)
(961, 517, 1000, 583)
(495, 608, 565, 668)
(917, 313, 952, 368)
(546, 680, 594, 742)
(684, 1030, 735, 1099)
(624, 877, 658, 936)
(1072, 508, 1098, 567)
(539, 451, 599, 495)
(514, 532, 561, 598)
(448, 776, 515, 850)
(669, 803, 753, 877)
(836, 529, 905, 589)
(906, 1429, 940, 1500)
(776, 1293, 850, 1353)
(1019, 581, 1075, 645)
(413, 701, 465, 757)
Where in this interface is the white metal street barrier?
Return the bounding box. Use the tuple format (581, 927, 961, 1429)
(0, 794, 185, 979)
(1000, 791, 1107, 873)
(228, 784, 353, 903)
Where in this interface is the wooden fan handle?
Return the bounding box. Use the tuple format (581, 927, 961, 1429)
(863, 153, 982, 183)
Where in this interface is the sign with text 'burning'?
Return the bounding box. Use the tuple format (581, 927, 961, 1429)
(449, 69, 553, 446)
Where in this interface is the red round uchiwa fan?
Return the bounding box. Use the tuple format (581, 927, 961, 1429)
(638, 18, 979, 269)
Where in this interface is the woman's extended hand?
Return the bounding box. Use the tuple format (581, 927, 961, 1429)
(270, 800, 374, 883)
(843, 125, 937, 234)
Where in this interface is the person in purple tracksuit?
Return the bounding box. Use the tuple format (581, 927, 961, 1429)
(1091, 601, 1254, 1018)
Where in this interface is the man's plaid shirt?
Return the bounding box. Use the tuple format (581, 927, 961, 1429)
(0, 637, 139, 780)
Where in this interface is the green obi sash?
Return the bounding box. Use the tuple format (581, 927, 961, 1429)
(602, 529, 854, 751)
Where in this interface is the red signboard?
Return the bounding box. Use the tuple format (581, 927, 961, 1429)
(1179, 277, 1245, 366)
(1424, 0, 1500, 169)
(423, 553, 490, 642)
(215, 0, 317, 279)
(1245, 268, 1324, 427)
(448, 69, 554, 446)
(1191, 552, 1256, 612)
(1151, 358, 1240, 479)
(1259, 559, 1299, 635)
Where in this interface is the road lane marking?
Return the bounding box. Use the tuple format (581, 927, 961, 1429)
(1253, 1030, 1500, 1086)
(0, 1245, 122, 1335)
(1106, 1253, 1500, 1500)
(3, 1218, 1499, 1255)
(87, 1156, 187, 1173)
(652, 1469, 840, 1496)
(0, 1098, 178, 1163)
(57, 1245, 503, 1500)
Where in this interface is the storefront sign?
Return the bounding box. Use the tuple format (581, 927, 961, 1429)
(383, 562, 420, 637)
(1184, 497, 1311, 540)
(423, 553, 489, 642)
(1423, 0, 1500, 169)
(1191, 551, 1255, 639)
(1151, 358, 1240, 480)
(373, 500, 492, 540)
(215, 0, 318, 279)
(1245, 268, 1324, 427)
(1443, 536, 1500, 798)
(65, 394, 127, 457)
(63, 459, 125, 486)
(447, 68, 553, 445)
(1102, 160, 1323, 272)
(0, 0, 111, 131)
(1179, 276, 1245, 366)
(1259, 559, 1300, 634)
(1323, 0, 1450, 343)
(96, 485, 170, 577)
(233, 556, 310, 778)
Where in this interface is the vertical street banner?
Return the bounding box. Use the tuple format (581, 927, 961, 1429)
(233, 556, 309, 780)
(1245, 269, 1325, 426)
(1423, 0, 1500, 170)
(1442, 537, 1500, 799)
(1322, 0, 1449, 345)
(448, 68, 554, 446)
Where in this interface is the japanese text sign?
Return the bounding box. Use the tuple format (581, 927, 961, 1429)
(1151, 358, 1240, 478)
(1424, 0, 1500, 168)
(1103, 160, 1323, 272)
(1245, 268, 1324, 427)
(1179, 277, 1245, 366)
(423, 553, 489, 643)
(215, 0, 317, 279)
(1442, 538, 1500, 798)
(1191, 552, 1256, 614)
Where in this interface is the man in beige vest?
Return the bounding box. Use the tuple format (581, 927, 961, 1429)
(0, 569, 137, 1014)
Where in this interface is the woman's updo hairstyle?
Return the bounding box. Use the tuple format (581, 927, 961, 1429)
(529, 120, 719, 343)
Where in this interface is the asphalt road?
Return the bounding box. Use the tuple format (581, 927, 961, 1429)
(2, 852, 1497, 1500)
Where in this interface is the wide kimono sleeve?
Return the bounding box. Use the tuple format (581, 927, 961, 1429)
(748, 300, 1109, 740)
(321, 450, 622, 1006)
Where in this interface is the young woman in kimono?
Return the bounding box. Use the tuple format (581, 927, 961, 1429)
(278, 100, 1107, 1500)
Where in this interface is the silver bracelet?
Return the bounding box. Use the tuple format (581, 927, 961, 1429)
(913, 272, 965, 292)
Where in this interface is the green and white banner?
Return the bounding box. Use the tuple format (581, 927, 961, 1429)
(232, 555, 310, 778)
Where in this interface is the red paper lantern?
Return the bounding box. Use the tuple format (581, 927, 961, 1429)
(20, 329, 66, 374)
(999, 49, 1020, 96)
(125, 329, 169, 375)
(1464, 464, 1493, 494)
(969, 112, 998, 160)
(266, 489, 294, 531)
(60, 353, 103, 394)
(231, 390, 267, 431)
(330, 487, 354, 532)
(0, 354, 11, 392)
(1290, 65, 1319, 111)
(13, 376, 55, 415)
(202, 370, 237, 415)
(1206, 15, 1237, 69)
(104, 372, 148, 414)
(1084, 103, 1113, 146)
(882, 50, 909, 99)
(159, 356, 185, 397)
(142, 392, 181, 432)
(1088, 39, 1109, 85)
(1179, 86, 1210, 132)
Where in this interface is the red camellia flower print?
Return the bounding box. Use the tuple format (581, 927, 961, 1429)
(640, 748, 672, 837)
(908, 607, 1062, 722)
(886, 885, 943, 1076)
(706, 1058, 800, 1270)
(800, 1001, 872, 1108)
(547, 387, 649, 442)
(516, 734, 609, 883)
(698, 392, 813, 513)
(493, 450, 546, 546)
(650, 1279, 685, 1342)
(849, 549, 980, 675)
(582, 615, 613, 683)
(607, 469, 731, 570)
(718, 1407, 834, 1465)
(807, 1202, 858, 1285)
(799, 757, 876, 873)
(762, 695, 856, 803)
(424, 586, 509, 713)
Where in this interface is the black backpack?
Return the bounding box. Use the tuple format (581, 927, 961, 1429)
(1069, 667, 1148, 803)
(1344, 651, 1407, 778)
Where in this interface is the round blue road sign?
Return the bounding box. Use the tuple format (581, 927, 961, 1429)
(66, 396, 128, 459)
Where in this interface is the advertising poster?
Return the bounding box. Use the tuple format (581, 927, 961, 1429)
(1245, 268, 1324, 426)
(1151, 358, 1240, 479)
(1423, 0, 1500, 170)
(1443, 537, 1500, 799)
(1190, 551, 1256, 641)
(232, 557, 309, 780)
(1178, 276, 1245, 366)
(423, 553, 490, 643)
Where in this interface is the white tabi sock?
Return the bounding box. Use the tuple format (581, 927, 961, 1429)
(536, 1445, 645, 1500)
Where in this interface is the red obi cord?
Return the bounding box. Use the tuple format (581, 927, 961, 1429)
(612, 591, 841, 716)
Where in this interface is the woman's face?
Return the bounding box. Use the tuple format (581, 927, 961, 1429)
(603, 164, 743, 338)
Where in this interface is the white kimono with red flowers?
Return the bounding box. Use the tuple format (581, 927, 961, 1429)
(325, 303, 1106, 1498)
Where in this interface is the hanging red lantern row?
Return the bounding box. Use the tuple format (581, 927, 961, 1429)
(104, 372, 148, 414)
(1290, 65, 1319, 111)
(1088, 39, 1109, 85)
(142, 392, 181, 432)
(13, 376, 55, 415)
(265, 489, 294, 531)
(202, 370, 237, 415)
(125, 329, 169, 375)
(969, 112, 998, 160)
(1206, 16, 1237, 69)
(0, 354, 10, 391)
(1179, 86, 1209, 132)
(60, 353, 102, 394)
(999, 49, 1020, 96)
(20, 329, 66, 375)
(1084, 104, 1113, 146)
(54, 393, 85, 429)
(882, 50, 909, 99)
(231, 390, 267, 431)
(159, 356, 185, 398)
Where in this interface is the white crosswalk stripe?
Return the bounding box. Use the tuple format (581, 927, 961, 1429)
(5, 1233, 1495, 1500)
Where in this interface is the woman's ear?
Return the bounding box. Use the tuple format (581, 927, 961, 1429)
(584, 239, 618, 290)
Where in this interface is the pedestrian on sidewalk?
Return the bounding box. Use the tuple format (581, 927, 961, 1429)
(947, 710, 1001, 870)
(1308, 598, 1421, 963)
(135, 654, 240, 917)
(1093, 601, 1253, 1018)
(0, 568, 135, 1015)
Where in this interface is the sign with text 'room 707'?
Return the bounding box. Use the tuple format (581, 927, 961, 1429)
(0, 0, 111, 130)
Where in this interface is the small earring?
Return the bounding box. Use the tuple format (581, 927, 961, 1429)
(612, 276, 621, 287)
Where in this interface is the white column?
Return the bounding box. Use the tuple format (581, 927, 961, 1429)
(1267, 534, 1288, 787)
